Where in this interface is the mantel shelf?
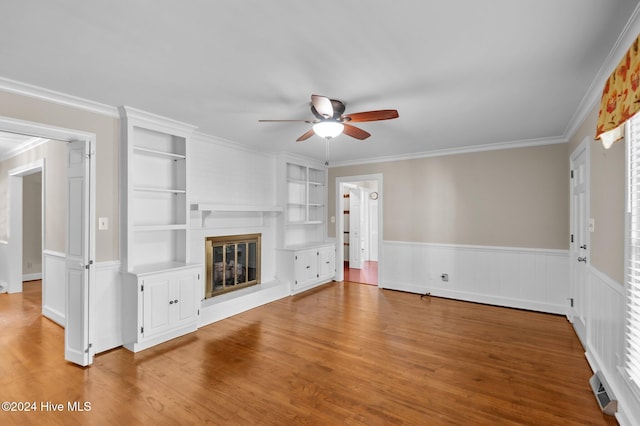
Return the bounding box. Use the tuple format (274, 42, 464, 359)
(191, 203, 283, 228)
(191, 203, 283, 213)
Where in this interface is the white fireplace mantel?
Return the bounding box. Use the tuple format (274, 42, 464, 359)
(190, 203, 283, 228)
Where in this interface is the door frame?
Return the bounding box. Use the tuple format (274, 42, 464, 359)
(7, 159, 44, 294)
(335, 173, 383, 285)
(568, 136, 591, 340)
(0, 115, 96, 365)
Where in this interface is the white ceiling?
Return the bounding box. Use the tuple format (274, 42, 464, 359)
(0, 1, 638, 164)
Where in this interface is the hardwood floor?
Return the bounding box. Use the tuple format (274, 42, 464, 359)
(0, 280, 617, 425)
(343, 261, 378, 285)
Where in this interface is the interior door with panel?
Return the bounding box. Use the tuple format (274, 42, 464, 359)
(569, 140, 590, 344)
(349, 188, 364, 269)
(65, 140, 94, 366)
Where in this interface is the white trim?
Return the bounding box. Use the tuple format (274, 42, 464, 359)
(0, 137, 48, 163)
(0, 115, 95, 143)
(43, 249, 66, 258)
(336, 174, 384, 283)
(0, 77, 118, 118)
(7, 160, 44, 294)
(383, 239, 568, 256)
(119, 105, 197, 137)
(22, 273, 42, 281)
(329, 137, 567, 167)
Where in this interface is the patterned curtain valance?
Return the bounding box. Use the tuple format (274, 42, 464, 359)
(596, 34, 640, 148)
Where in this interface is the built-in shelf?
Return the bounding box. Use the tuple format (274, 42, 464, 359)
(133, 146, 186, 160)
(134, 186, 186, 194)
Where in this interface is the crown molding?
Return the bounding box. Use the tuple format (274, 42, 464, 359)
(0, 77, 118, 118)
(119, 105, 197, 137)
(0, 136, 48, 163)
(328, 136, 567, 168)
(563, 3, 640, 141)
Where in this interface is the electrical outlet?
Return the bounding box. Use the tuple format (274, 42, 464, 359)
(441, 273, 449, 282)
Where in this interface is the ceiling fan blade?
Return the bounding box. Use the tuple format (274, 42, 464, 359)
(343, 123, 371, 140)
(258, 119, 313, 123)
(311, 95, 334, 119)
(343, 109, 399, 122)
(296, 129, 315, 142)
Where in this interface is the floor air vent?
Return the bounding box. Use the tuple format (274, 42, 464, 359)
(589, 371, 617, 416)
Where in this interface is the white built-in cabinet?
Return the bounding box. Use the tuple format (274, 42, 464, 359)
(277, 243, 336, 294)
(277, 156, 336, 294)
(119, 106, 201, 352)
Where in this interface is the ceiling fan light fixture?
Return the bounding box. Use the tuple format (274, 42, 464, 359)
(313, 121, 344, 139)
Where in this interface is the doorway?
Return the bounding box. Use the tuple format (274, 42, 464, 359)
(0, 116, 96, 366)
(336, 174, 383, 286)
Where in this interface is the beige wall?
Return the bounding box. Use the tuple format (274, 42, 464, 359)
(0, 91, 119, 262)
(0, 141, 67, 254)
(329, 143, 569, 250)
(569, 104, 625, 284)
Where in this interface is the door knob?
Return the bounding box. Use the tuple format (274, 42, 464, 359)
(577, 257, 587, 263)
(580, 245, 587, 249)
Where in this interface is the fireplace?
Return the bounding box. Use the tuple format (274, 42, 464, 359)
(205, 233, 261, 298)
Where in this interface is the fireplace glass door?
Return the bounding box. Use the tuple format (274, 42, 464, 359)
(206, 234, 260, 298)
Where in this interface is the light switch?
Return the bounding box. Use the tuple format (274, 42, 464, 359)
(99, 217, 109, 230)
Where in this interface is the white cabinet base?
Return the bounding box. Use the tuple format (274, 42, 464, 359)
(122, 264, 201, 352)
(277, 243, 336, 295)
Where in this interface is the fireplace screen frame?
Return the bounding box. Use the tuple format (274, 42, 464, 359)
(205, 233, 261, 298)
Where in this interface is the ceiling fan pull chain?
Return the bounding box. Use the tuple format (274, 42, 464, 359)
(325, 138, 330, 166)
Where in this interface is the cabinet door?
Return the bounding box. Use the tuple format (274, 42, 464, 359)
(318, 246, 336, 281)
(170, 272, 198, 327)
(142, 276, 172, 338)
(294, 249, 318, 287)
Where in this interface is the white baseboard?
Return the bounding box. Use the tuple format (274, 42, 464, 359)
(43, 305, 65, 327)
(22, 273, 42, 281)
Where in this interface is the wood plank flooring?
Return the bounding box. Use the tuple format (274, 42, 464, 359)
(0, 280, 617, 425)
(343, 261, 378, 285)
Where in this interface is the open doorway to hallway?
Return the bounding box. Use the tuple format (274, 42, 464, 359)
(341, 180, 378, 286)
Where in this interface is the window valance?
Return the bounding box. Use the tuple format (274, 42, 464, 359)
(596, 34, 640, 148)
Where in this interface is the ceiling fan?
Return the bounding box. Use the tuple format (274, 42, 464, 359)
(259, 94, 399, 142)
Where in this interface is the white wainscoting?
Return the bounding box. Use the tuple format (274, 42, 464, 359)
(42, 250, 66, 326)
(582, 267, 640, 426)
(0, 240, 8, 293)
(93, 261, 123, 354)
(381, 241, 570, 315)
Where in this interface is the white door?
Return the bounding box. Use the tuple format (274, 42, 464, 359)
(369, 198, 379, 261)
(65, 140, 94, 366)
(294, 249, 318, 288)
(318, 245, 336, 281)
(349, 189, 364, 269)
(143, 275, 172, 338)
(569, 140, 590, 344)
